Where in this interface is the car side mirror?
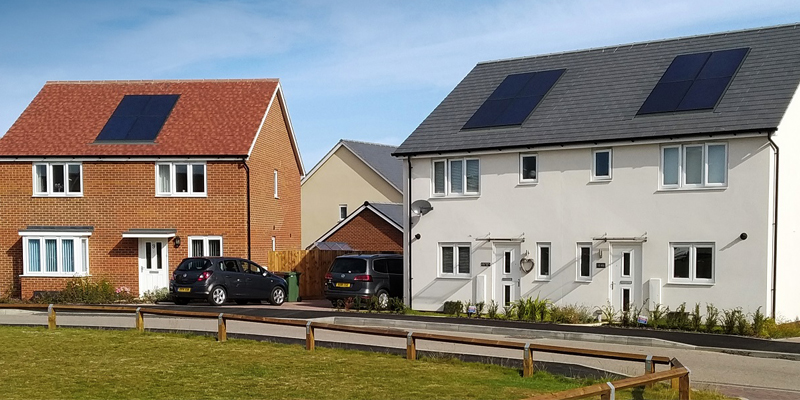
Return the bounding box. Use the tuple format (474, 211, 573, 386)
(262, 271, 268, 277)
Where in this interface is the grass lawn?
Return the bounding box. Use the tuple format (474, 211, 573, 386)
(0, 326, 732, 400)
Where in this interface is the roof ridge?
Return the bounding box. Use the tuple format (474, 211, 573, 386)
(341, 139, 398, 149)
(477, 22, 800, 66)
(367, 202, 402, 206)
(44, 79, 280, 85)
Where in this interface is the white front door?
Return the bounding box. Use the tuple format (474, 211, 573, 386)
(494, 243, 521, 307)
(610, 244, 642, 312)
(138, 239, 168, 296)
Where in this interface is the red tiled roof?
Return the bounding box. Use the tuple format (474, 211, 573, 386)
(0, 79, 280, 157)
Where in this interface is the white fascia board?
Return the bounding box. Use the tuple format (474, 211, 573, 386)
(300, 141, 345, 186)
(401, 131, 768, 160)
(0, 157, 244, 162)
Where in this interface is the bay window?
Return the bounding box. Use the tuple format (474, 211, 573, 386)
(23, 235, 89, 276)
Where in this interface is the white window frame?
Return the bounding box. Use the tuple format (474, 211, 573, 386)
(669, 242, 715, 285)
(660, 143, 727, 189)
(519, 153, 538, 184)
(439, 243, 471, 278)
(576, 243, 593, 282)
(21, 235, 90, 277)
(187, 236, 223, 257)
(32, 162, 83, 197)
(431, 158, 480, 197)
(155, 162, 207, 197)
(592, 149, 612, 181)
(535, 242, 551, 281)
(338, 204, 348, 221)
(274, 170, 279, 199)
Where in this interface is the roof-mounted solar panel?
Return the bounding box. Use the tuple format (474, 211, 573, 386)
(95, 94, 179, 142)
(638, 48, 748, 115)
(463, 69, 565, 129)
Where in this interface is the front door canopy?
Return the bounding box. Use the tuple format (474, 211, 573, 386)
(122, 229, 177, 239)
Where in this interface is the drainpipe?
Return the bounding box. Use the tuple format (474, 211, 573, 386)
(767, 132, 779, 320)
(407, 156, 413, 309)
(241, 159, 252, 260)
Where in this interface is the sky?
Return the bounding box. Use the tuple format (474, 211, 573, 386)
(0, 1, 799, 169)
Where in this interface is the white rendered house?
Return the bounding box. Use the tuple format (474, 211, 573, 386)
(394, 24, 800, 321)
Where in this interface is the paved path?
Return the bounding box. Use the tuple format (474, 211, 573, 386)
(2, 308, 800, 400)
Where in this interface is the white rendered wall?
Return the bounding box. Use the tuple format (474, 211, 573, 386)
(406, 136, 775, 314)
(774, 86, 800, 321)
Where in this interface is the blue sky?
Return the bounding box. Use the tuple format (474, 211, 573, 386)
(1, 1, 798, 168)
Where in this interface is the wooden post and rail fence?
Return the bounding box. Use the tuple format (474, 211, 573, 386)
(266, 249, 400, 300)
(0, 303, 692, 399)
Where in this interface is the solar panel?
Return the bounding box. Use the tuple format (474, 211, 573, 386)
(463, 69, 565, 129)
(95, 94, 179, 142)
(638, 48, 748, 115)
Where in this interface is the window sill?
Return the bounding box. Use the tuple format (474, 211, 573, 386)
(517, 181, 538, 187)
(666, 281, 715, 286)
(657, 186, 727, 192)
(156, 193, 208, 198)
(21, 274, 90, 278)
(32, 194, 83, 198)
(534, 277, 551, 282)
(429, 195, 481, 200)
(575, 279, 592, 283)
(588, 179, 611, 184)
(437, 275, 472, 280)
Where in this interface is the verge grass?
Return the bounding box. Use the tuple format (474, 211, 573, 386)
(0, 326, 731, 400)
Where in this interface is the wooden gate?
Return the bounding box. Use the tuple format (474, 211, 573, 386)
(267, 250, 400, 300)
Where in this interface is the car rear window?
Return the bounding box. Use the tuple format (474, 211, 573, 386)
(177, 258, 210, 271)
(329, 258, 367, 274)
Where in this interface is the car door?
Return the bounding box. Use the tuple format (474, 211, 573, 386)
(241, 260, 273, 300)
(219, 259, 246, 297)
(386, 258, 404, 298)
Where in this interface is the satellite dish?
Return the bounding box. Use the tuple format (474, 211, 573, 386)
(410, 199, 433, 216)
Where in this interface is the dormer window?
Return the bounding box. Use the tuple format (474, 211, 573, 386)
(33, 162, 82, 197)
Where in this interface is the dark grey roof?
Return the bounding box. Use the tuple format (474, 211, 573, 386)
(370, 202, 403, 227)
(395, 24, 800, 156)
(341, 140, 403, 190)
(310, 242, 354, 251)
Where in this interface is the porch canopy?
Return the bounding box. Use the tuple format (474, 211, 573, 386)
(19, 226, 94, 236)
(121, 229, 177, 239)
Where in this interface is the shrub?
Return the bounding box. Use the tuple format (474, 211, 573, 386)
(344, 297, 355, 311)
(475, 301, 485, 318)
(443, 301, 461, 316)
(751, 307, 768, 337)
(353, 296, 363, 310)
(551, 304, 593, 324)
(689, 303, 702, 331)
(721, 308, 742, 335)
(597, 302, 617, 324)
(387, 297, 407, 313)
(531, 295, 550, 322)
(59, 278, 118, 304)
(620, 305, 632, 327)
(515, 299, 529, 321)
(140, 288, 171, 304)
(486, 300, 499, 319)
(666, 302, 689, 330)
(501, 304, 514, 320)
(705, 304, 719, 332)
(650, 303, 668, 329)
(736, 310, 751, 336)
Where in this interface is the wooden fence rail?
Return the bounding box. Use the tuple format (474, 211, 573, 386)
(0, 304, 689, 399)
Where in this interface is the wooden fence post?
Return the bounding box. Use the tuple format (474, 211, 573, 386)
(217, 313, 227, 342)
(679, 369, 691, 400)
(47, 304, 56, 330)
(406, 332, 416, 360)
(670, 362, 679, 389)
(135, 307, 144, 332)
(644, 355, 655, 388)
(523, 343, 533, 377)
(306, 322, 315, 351)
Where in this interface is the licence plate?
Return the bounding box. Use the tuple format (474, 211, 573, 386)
(178, 287, 191, 293)
(335, 282, 351, 288)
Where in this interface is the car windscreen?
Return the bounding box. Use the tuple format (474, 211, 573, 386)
(329, 258, 367, 274)
(176, 258, 210, 271)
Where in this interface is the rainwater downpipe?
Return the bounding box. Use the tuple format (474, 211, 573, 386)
(767, 132, 779, 320)
(407, 156, 413, 310)
(242, 159, 252, 260)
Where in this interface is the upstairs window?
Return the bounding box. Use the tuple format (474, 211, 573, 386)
(592, 149, 612, 181)
(339, 204, 348, 221)
(432, 158, 480, 197)
(274, 170, 279, 199)
(33, 163, 82, 197)
(156, 162, 206, 196)
(661, 143, 727, 189)
(520, 154, 538, 183)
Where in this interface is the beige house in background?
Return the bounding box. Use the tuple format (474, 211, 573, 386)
(301, 140, 402, 249)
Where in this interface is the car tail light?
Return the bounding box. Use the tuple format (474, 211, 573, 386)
(197, 271, 212, 282)
(353, 275, 372, 282)
(325, 273, 332, 280)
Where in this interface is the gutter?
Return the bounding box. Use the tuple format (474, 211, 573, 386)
(241, 159, 252, 260)
(767, 133, 779, 320)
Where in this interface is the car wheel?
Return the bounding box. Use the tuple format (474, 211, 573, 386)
(208, 286, 227, 306)
(377, 290, 389, 309)
(270, 286, 286, 306)
(174, 298, 190, 305)
(235, 299, 249, 305)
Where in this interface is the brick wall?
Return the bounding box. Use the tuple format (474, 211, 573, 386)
(0, 93, 302, 298)
(327, 209, 402, 252)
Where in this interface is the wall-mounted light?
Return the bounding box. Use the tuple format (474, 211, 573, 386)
(174, 236, 181, 248)
(414, 233, 421, 240)
(739, 232, 748, 240)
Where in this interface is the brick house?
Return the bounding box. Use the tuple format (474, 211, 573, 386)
(309, 201, 402, 252)
(0, 79, 304, 298)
